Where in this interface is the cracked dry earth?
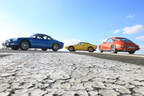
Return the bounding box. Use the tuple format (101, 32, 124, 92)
(0, 53, 144, 96)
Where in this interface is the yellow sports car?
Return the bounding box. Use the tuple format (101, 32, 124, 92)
(65, 42, 97, 52)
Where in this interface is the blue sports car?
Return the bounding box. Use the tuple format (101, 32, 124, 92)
(2, 33, 64, 51)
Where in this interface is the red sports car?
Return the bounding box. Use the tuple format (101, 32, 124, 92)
(99, 37, 140, 54)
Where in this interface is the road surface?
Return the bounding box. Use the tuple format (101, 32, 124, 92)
(0, 51, 144, 96)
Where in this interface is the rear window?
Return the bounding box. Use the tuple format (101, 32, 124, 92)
(117, 38, 133, 43)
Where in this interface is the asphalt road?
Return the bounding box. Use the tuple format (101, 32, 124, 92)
(0, 49, 144, 66)
(0, 54, 11, 58)
(74, 52, 144, 66)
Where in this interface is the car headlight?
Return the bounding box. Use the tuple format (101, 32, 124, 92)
(7, 40, 11, 42)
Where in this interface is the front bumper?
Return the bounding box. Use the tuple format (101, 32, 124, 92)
(2, 42, 10, 47)
(5, 42, 18, 47)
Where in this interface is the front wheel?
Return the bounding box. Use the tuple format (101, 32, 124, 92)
(20, 41, 30, 50)
(68, 46, 75, 52)
(111, 45, 117, 54)
(88, 47, 94, 52)
(52, 44, 59, 51)
(99, 46, 103, 53)
(128, 51, 135, 54)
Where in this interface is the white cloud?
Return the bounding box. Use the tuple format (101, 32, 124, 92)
(126, 14, 136, 18)
(123, 24, 144, 34)
(136, 36, 144, 41)
(113, 24, 144, 34)
(62, 39, 81, 47)
(113, 29, 121, 34)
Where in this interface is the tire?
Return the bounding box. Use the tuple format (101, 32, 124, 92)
(11, 46, 19, 50)
(20, 41, 30, 50)
(52, 43, 59, 51)
(88, 47, 94, 52)
(68, 46, 75, 52)
(111, 45, 117, 54)
(128, 51, 135, 54)
(99, 46, 103, 53)
(41, 48, 47, 51)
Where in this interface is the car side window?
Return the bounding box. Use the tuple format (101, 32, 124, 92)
(112, 39, 116, 42)
(36, 36, 43, 39)
(107, 39, 115, 43)
(107, 39, 111, 43)
(77, 42, 83, 45)
(47, 36, 52, 40)
(80, 42, 84, 45)
(43, 36, 47, 40)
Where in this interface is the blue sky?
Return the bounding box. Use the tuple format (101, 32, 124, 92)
(0, 0, 144, 51)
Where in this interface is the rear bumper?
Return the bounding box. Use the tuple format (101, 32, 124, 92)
(116, 47, 140, 52)
(58, 43, 64, 49)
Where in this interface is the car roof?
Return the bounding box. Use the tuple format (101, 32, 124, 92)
(110, 37, 127, 39)
(79, 42, 91, 44)
(33, 33, 49, 37)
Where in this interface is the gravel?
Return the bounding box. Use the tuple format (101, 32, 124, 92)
(0, 53, 144, 96)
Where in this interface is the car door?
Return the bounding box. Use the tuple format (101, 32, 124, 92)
(74, 42, 83, 50)
(43, 36, 53, 48)
(81, 43, 89, 51)
(102, 39, 112, 50)
(79, 42, 88, 50)
(31, 35, 46, 48)
(106, 39, 115, 50)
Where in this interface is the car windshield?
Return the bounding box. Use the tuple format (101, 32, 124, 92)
(117, 38, 133, 43)
(30, 35, 36, 38)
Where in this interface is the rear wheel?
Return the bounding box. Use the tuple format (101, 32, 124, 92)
(41, 48, 47, 51)
(68, 46, 75, 52)
(20, 41, 30, 50)
(99, 46, 103, 53)
(111, 45, 117, 54)
(128, 51, 135, 54)
(88, 47, 94, 52)
(52, 44, 59, 51)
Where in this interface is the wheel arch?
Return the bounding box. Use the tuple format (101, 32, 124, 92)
(88, 46, 94, 50)
(69, 46, 75, 49)
(19, 39, 32, 48)
(111, 44, 116, 49)
(52, 43, 59, 47)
